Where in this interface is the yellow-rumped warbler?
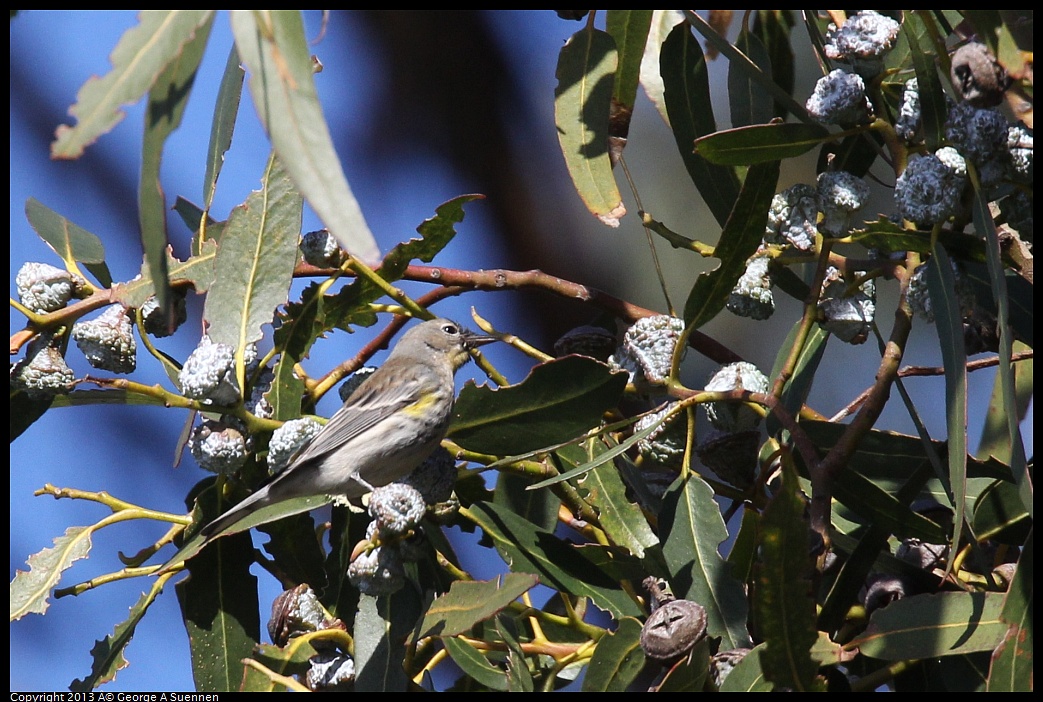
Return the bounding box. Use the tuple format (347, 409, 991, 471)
(198, 318, 495, 541)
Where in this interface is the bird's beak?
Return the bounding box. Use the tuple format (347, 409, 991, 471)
(464, 330, 498, 350)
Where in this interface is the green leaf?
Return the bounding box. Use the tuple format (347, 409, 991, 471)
(637, 11, 685, 127)
(582, 617, 645, 692)
(719, 644, 773, 691)
(24, 198, 111, 288)
(354, 590, 420, 692)
(570, 440, 660, 558)
(176, 528, 260, 692)
(682, 160, 780, 329)
(51, 10, 215, 158)
(139, 13, 213, 336)
(112, 239, 217, 309)
(656, 637, 710, 690)
(987, 530, 1032, 691)
(978, 342, 1033, 463)
(498, 617, 534, 692)
(606, 11, 652, 110)
(418, 573, 539, 639)
(767, 321, 829, 437)
(973, 184, 1031, 518)
(554, 26, 625, 227)
(660, 475, 752, 650)
(230, 10, 379, 263)
(10, 526, 93, 620)
(660, 21, 740, 226)
(443, 636, 508, 691)
(464, 501, 642, 619)
(925, 243, 970, 570)
(728, 28, 774, 127)
(159, 494, 333, 573)
(751, 11, 796, 120)
(752, 464, 823, 692)
(379, 194, 483, 282)
(70, 587, 166, 691)
(203, 153, 302, 358)
(904, 13, 948, 151)
(204, 45, 245, 211)
(972, 478, 1031, 544)
(694, 122, 832, 166)
(851, 592, 1007, 660)
(449, 356, 628, 456)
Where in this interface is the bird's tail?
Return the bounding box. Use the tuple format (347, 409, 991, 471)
(199, 485, 276, 539)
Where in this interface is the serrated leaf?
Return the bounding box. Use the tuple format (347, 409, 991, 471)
(443, 636, 508, 691)
(379, 194, 483, 282)
(660, 21, 740, 227)
(464, 501, 642, 620)
(139, 12, 213, 336)
(449, 356, 628, 456)
(51, 10, 215, 158)
(728, 28, 774, 127)
(70, 586, 165, 691)
(752, 464, 822, 691)
(230, 10, 379, 263)
(660, 475, 752, 650)
(570, 440, 659, 558)
(203, 153, 302, 356)
(419, 573, 538, 639)
(694, 122, 832, 166)
(112, 239, 217, 309)
(683, 160, 779, 328)
(851, 591, 1007, 660)
(204, 45, 245, 211)
(554, 27, 625, 227)
(925, 243, 970, 571)
(10, 526, 93, 620)
(582, 617, 645, 692)
(24, 198, 111, 287)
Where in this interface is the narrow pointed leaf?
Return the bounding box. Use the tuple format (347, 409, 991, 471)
(925, 243, 970, 569)
(638, 11, 685, 126)
(974, 186, 1030, 518)
(752, 464, 823, 691)
(449, 356, 628, 456)
(139, 13, 213, 336)
(851, 592, 1007, 660)
(695, 122, 832, 166)
(728, 28, 774, 127)
(443, 637, 508, 690)
(25, 199, 111, 287)
(203, 153, 302, 353)
(554, 27, 625, 226)
(51, 10, 215, 158)
(230, 10, 379, 263)
(987, 530, 1032, 691)
(683, 160, 779, 328)
(354, 590, 418, 692)
(418, 573, 538, 639)
(464, 501, 642, 619)
(904, 14, 947, 151)
(204, 46, 245, 211)
(583, 617, 645, 691)
(660, 475, 752, 650)
(660, 22, 740, 226)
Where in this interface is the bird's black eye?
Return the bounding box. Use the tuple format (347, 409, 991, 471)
(442, 323, 459, 336)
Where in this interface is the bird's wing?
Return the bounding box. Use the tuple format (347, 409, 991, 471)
(284, 366, 425, 468)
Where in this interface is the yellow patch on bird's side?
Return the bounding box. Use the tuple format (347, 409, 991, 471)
(401, 391, 441, 417)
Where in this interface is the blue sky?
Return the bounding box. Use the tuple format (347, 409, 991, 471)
(11, 10, 1031, 692)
